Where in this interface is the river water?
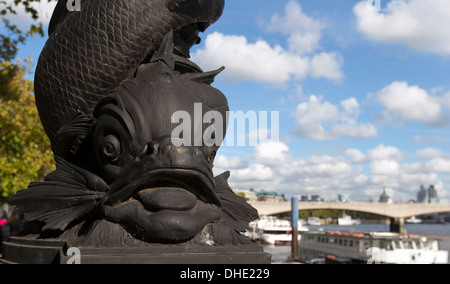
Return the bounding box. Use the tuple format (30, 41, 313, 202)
(263, 223, 450, 264)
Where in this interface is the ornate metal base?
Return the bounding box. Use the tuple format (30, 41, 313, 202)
(1, 237, 271, 264)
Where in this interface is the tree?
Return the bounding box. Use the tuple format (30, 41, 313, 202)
(0, 0, 56, 201)
(0, 60, 55, 201)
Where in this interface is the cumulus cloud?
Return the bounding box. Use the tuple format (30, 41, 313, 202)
(354, 0, 450, 55)
(192, 1, 343, 86)
(213, 142, 449, 202)
(310, 52, 344, 82)
(230, 164, 275, 182)
(302, 155, 353, 177)
(372, 81, 447, 126)
(192, 33, 310, 86)
(214, 154, 248, 169)
(416, 148, 446, 159)
(425, 158, 450, 174)
(214, 141, 366, 197)
(267, 0, 325, 54)
(368, 144, 403, 161)
(371, 160, 400, 176)
(345, 149, 367, 163)
(292, 95, 377, 140)
(254, 141, 290, 165)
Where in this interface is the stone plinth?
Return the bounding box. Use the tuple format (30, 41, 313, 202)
(1, 236, 271, 264)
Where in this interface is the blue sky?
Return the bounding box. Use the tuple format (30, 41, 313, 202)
(6, 0, 450, 202)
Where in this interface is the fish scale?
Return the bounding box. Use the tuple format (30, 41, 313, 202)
(34, 0, 224, 155)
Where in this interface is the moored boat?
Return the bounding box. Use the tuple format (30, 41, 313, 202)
(299, 231, 448, 264)
(307, 217, 322, 226)
(248, 216, 309, 245)
(338, 213, 361, 226)
(405, 216, 423, 224)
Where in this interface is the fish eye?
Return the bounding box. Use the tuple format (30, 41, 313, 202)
(100, 134, 121, 161)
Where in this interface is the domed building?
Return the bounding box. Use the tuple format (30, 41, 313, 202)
(379, 188, 393, 204)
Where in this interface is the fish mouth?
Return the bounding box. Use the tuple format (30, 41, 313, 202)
(143, 22, 209, 71)
(106, 168, 221, 209)
(173, 22, 208, 60)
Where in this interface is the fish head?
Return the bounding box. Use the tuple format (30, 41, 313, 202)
(91, 59, 228, 243)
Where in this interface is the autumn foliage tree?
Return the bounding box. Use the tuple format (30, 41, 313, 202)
(0, 0, 56, 201)
(0, 60, 55, 201)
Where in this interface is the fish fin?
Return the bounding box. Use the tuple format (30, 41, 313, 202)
(212, 171, 259, 244)
(181, 66, 225, 85)
(150, 30, 175, 70)
(9, 156, 108, 231)
(55, 112, 94, 159)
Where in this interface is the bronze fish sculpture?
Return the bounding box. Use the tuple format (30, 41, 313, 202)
(10, 0, 259, 246)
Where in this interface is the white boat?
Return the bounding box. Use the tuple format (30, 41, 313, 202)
(299, 231, 448, 264)
(307, 217, 322, 226)
(259, 226, 297, 246)
(248, 216, 309, 245)
(405, 216, 423, 224)
(338, 213, 361, 226)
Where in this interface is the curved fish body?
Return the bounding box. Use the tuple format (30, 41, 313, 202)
(35, 0, 225, 153)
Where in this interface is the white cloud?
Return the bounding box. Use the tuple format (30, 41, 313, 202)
(425, 158, 450, 174)
(254, 141, 290, 166)
(303, 155, 353, 177)
(341, 97, 360, 115)
(192, 32, 343, 86)
(231, 164, 275, 182)
(310, 52, 344, 82)
(214, 154, 248, 169)
(345, 149, 367, 163)
(192, 32, 309, 86)
(215, 141, 365, 197)
(368, 144, 403, 161)
(416, 148, 446, 159)
(293, 95, 377, 140)
(214, 142, 450, 202)
(373, 81, 446, 126)
(371, 160, 400, 176)
(354, 0, 450, 55)
(332, 123, 378, 140)
(267, 0, 324, 54)
(192, 1, 343, 86)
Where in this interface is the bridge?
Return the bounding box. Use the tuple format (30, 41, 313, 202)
(249, 201, 450, 233)
(249, 201, 450, 219)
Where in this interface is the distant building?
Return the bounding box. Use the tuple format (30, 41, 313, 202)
(417, 185, 428, 203)
(256, 191, 285, 202)
(310, 194, 325, 202)
(233, 189, 286, 203)
(379, 188, 393, 204)
(428, 185, 439, 204)
(300, 194, 326, 202)
(300, 195, 310, 202)
(417, 185, 439, 204)
(338, 194, 348, 203)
